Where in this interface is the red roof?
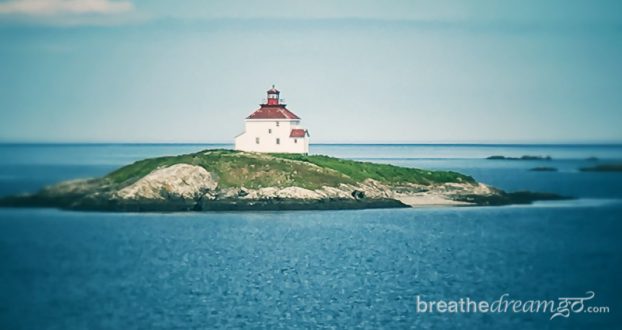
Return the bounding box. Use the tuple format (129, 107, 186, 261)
(290, 129, 307, 138)
(246, 105, 300, 120)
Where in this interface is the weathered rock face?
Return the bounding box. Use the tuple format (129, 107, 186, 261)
(40, 179, 101, 198)
(115, 164, 218, 201)
(55, 164, 502, 210)
(199, 178, 494, 208)
(242, 187, 321, 200)
(0, 159, 568, 212)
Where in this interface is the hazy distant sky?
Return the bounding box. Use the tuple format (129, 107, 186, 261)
(1, 0, 621, 143)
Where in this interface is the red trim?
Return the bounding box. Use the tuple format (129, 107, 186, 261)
(246, 105, 301, 120)
(290, 129, 307, 138)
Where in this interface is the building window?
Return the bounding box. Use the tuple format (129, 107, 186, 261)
(268, 129, 272, 134)
(255, 137, 260, 144)
(276, 122, 279, 127)
(294, 139, 298, 143)
(276, 138, 280, 145)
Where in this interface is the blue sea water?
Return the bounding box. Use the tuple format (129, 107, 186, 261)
(0, 144, 621, 329)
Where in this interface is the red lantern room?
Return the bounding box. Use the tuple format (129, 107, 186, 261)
(266, 85, 280, 105)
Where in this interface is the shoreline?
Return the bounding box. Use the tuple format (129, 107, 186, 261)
(0, 190, 570, 213)
(0, 149, 571, 213)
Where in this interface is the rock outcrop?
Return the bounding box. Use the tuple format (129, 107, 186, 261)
(0, 149, 570, 212)
(115, 164, 218, 201)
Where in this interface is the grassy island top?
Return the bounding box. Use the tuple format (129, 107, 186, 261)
(105, 149, 475, 189)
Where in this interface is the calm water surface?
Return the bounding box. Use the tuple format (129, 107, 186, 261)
(0, 144, 621, 329)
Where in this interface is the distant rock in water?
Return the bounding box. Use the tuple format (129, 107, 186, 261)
(453, 191, 569, 206)
(580, 164, 622, 172)
(529, 167, 558, 172)
(585, 156, 599, 161)
(487, 155, 552, 160)
(0, 149, 570, 212)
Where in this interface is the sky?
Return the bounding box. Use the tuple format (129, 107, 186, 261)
(0, 0, 621, 143)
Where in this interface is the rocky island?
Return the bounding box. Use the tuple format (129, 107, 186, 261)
(0, 149, 567, 212)
(579, 164, 622, 172)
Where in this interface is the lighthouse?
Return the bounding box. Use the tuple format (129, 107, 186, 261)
(234, 86, 310, 154)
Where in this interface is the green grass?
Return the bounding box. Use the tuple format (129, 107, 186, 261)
(105, 149, 355, 189)
(104, 149, 475, 189)
(271, 153, 476, 185)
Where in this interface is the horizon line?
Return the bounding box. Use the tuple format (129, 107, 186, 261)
(1, 141, 622, 147)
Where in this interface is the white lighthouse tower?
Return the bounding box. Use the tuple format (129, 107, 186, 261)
(234, 86, 309, 154)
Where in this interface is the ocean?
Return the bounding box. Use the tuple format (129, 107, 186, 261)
(0, 144, 621, 329)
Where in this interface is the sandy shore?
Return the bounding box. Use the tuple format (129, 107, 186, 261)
(394, 194, 473, 207)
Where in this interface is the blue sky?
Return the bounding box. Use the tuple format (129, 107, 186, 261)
(1, 0, 621, 143)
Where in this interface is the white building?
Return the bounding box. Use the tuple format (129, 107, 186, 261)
(235, 86, 309, 154)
